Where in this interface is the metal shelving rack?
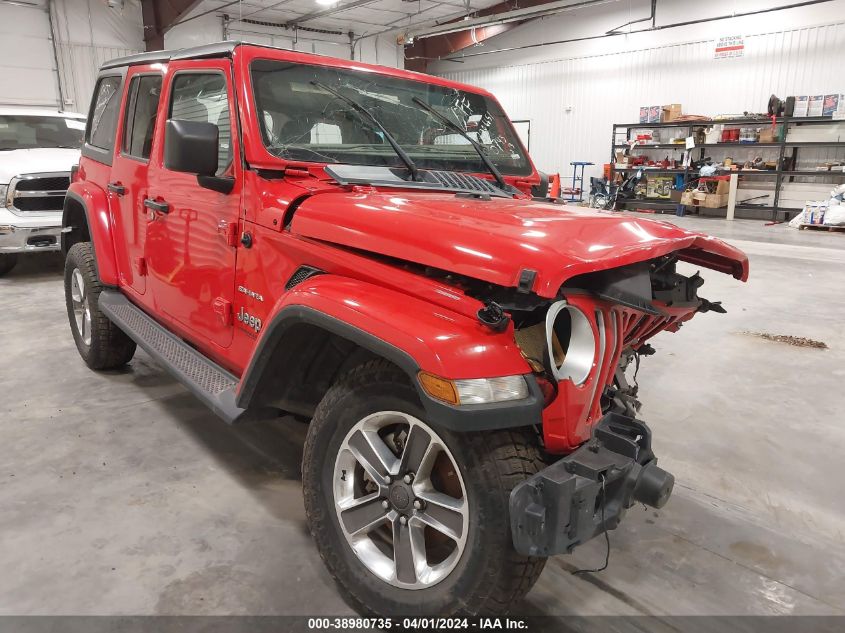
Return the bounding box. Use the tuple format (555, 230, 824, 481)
(610, 116, 845, 221)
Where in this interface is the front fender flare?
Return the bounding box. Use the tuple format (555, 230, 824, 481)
(64, 184, 119, 286)
(237, 275, 543, 432)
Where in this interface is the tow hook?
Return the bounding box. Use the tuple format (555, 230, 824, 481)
(477, 301, 510, 332)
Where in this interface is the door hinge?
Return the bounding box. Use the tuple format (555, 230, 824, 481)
(212, 297, 233, 325)
(135, 256, 147, 277)
(217, 220, 239, 247)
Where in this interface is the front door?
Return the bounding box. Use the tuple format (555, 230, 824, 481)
(108, 69, 162, 297)
(144, 61, 241, 350)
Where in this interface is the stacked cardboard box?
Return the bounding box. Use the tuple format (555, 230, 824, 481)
(680, 179, 730, 208)
(639, 104, 682, 123)
(646, 176, 674, 199)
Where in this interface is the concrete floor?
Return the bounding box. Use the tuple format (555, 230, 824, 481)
(1, 216, 844, 618)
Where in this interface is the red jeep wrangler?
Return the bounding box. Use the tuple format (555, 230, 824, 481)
(62, 42, 748, 616)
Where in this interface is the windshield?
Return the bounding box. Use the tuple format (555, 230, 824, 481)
(250, 60, 532, 177)
(0, 115, 84, 151)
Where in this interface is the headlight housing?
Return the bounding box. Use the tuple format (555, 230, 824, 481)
(545, 300, 596, 385)
(419, 372, 529, 405)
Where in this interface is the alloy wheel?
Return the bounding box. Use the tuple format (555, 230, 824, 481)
(333, 411, 468, 589)
(70, 268, 92, 346)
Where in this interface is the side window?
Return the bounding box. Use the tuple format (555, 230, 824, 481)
(88, 76, 122, 151)
(121, 75, 162, 160)
(169, 73, 232, 175)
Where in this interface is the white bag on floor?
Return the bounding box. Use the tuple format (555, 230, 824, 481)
(823, 202, 845, 226)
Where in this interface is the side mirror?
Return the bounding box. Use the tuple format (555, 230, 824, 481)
(164, 119, 218, 176)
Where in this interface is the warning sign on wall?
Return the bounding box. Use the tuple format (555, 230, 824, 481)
(715, 35, 744, 59)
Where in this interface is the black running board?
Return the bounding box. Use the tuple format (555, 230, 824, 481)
(99, 290, 248, 424)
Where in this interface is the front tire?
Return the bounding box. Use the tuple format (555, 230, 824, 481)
(302, 360, 546, 617)
(64, 242, 136, 369)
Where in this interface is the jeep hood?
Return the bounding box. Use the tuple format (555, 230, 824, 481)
(290, 190, 748, 298)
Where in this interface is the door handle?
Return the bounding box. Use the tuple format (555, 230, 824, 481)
(108, 182, 126, 196)
(143, 198, 170, 214)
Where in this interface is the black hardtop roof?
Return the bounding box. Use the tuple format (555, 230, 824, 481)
(100, 41, 242, 71)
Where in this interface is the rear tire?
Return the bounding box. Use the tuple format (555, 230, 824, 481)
(64, 242, 136, 370)
(302, 359, 546, 617)
(0, 253, 17, 276)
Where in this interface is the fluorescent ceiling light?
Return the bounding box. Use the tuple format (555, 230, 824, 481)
(315, 0, 339, 5)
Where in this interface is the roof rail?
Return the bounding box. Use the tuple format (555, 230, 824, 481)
(100, 41, 241, 71)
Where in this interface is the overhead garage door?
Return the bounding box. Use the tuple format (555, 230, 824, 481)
(0, 0, 59, 107)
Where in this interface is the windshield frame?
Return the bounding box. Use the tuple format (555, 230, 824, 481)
(0, 114, 85, 151)
(243, 55, 536, 179)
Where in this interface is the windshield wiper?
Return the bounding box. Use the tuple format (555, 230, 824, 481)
(312, 81, 420, 182)
(410, 97, 508, 191)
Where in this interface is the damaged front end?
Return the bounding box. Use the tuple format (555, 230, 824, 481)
(476, 255, 723, 557)
(488, 253, 726, 453)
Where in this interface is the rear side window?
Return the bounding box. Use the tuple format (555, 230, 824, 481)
(88, 76, 122, 151)
(169, 73, 232, 175)
(121, 75, 162, 160)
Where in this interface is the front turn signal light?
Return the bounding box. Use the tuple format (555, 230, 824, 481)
(418, 372, 529, 406)
(418, 372, 460, 405)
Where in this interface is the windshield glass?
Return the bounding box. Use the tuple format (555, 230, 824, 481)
(0, 115, 84, 151)
(250, 60, 532, 177)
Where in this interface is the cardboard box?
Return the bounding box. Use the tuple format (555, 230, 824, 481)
(808, 95, 825, 117)
(692, 192, 729, 208)
(646, 176, 674, 199)
(713, 179, 730, 195)
(648, 105, 661, 123)
(698, 178, 730, 195)
(793, 96, 809, 117)
(680, 190, 695, 206)
(823, 94, 843, 117)
(661, 103, 682, 122)
(759, 127, 778, 143)
(669, 188, 683, 203)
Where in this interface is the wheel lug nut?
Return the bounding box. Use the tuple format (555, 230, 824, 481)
(403, 473, 414, 484)
(413, 499, 424, 511)
(383, 475, 392, 484)
(399, 516, 407, 525)
(381, 500, 389, 510)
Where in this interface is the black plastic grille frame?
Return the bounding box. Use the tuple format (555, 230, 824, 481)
(13, 197, 64, 212)
(14, 176, 70, 191)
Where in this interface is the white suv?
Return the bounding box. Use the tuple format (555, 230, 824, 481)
(0, 107, 85, 276)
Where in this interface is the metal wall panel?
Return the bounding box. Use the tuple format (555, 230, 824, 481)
(0, 1, 59, 107)
(51, 0, 144, 112)
(438, 22, 845, 182)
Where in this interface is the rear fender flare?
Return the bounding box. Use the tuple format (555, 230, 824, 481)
(63, 184, 119, 286)
(237, 275, 542, 431)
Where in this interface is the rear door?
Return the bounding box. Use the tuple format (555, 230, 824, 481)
(108, 68, 163, 297)
(144, 60, 241, 350)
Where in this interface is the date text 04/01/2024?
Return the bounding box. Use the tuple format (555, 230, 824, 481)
(307, 617, 529, 629)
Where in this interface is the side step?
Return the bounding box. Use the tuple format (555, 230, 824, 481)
(99, 290, 246, 424)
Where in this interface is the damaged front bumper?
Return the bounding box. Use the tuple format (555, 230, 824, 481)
(510, 413, 674, 557)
